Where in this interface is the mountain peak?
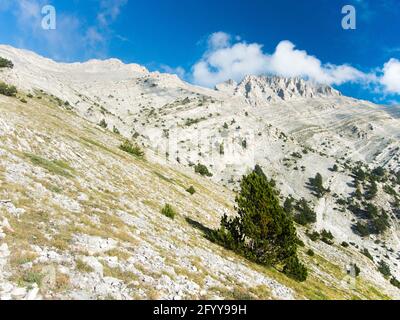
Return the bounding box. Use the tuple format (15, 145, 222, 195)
(216, 75, 341, 105)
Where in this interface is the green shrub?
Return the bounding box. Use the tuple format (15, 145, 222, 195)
(365, 204, 379, 219)
(20, 98, 27, 103)
(119, 140, 144, 158)
(219, 143, 224, 155)
(283, 256, 308, 282)
(0, 57, 13, 68)
(296, 238, 305, 247)
(365, 181, 378, 200)
(99, 119, 108, 128)
(291, 152, 302, 159)
(390, 277, 400, 289)
(352, 167, 366, 181)
(321, 229, 334, 242)
(341, 241, 349, 248)
(0, 81, 17, 97)
(186, 186, 196, 195)
(371, 211, 390, 235)
(113, 126, 120, 134)
(383, 184, 397, 196)
(372, 166, 386, 178)
(161, 204, 176, 219)
(307, 231, 320, 242)
(377, 260, 391, 278)
(194, 163, 213, 177)
(361, 248, 373, 261)
(185, 118, 202, 126)
(306, 249, 314, 256)
(354, 221, 370, 237)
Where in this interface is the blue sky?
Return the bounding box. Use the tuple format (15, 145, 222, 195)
(0, 0, 399, 104)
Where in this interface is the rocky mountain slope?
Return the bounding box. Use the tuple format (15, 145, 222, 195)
(0, 45, 399, 300)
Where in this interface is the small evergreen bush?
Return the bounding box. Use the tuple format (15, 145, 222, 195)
(99, 119, 108, 128)
(283, 256, 308, 282)
(186, 186, 196, 195)
(361, 248, 373, 261)
(0, 57, 13, 68)
(0, 81, 17, 97)
(194, 163, 213, 177)
(377, 260, 391, 278)
(161, 204, 176, 219)
(390, 277, 400, 289)
(119, 140, 144, 158)
(306, 249, 314, 256)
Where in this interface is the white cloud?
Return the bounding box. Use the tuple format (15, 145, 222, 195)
(85, 27, 106, 47)
(3, 0, 128, 61)
(208, 31, 231, 49)
(97, 0, 128, 27)
(380, 58, 400, 94)
(192, 32, 374, 88)
(268, 41, 371, 85)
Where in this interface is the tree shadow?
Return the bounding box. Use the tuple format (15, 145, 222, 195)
(305, 179, 319, 197)
(185, 217, 215, 239)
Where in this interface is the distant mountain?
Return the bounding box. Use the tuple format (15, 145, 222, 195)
(216, 75, 340, 105)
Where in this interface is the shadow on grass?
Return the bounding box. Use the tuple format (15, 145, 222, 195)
(185, 217, 216, 240)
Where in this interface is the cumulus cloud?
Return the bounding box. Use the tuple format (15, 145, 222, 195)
(380, 58, 400, 94)
(192, 32, 374, 88)
(268, 41, 372, 85)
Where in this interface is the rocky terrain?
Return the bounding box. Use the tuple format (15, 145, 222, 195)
(0, 45, 399, 300)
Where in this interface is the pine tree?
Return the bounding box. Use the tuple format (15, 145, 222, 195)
(283, 197, 294, 215)
(293, 198, 316, 226)
(365, 180, 378, 200)
(214, 166, 307, 281)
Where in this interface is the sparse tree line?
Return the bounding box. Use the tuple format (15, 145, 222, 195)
(346, 164, 398, 237)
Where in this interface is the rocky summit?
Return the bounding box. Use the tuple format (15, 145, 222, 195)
(0, 45, 399, 300)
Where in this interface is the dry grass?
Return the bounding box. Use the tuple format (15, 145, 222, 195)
(75, 259, 94, 273)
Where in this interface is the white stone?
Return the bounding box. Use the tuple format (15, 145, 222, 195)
(24, 287, 39, 300)
(11, 287, 27, 297)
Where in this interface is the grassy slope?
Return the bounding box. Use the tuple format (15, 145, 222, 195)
(0, 92, 395, 300)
